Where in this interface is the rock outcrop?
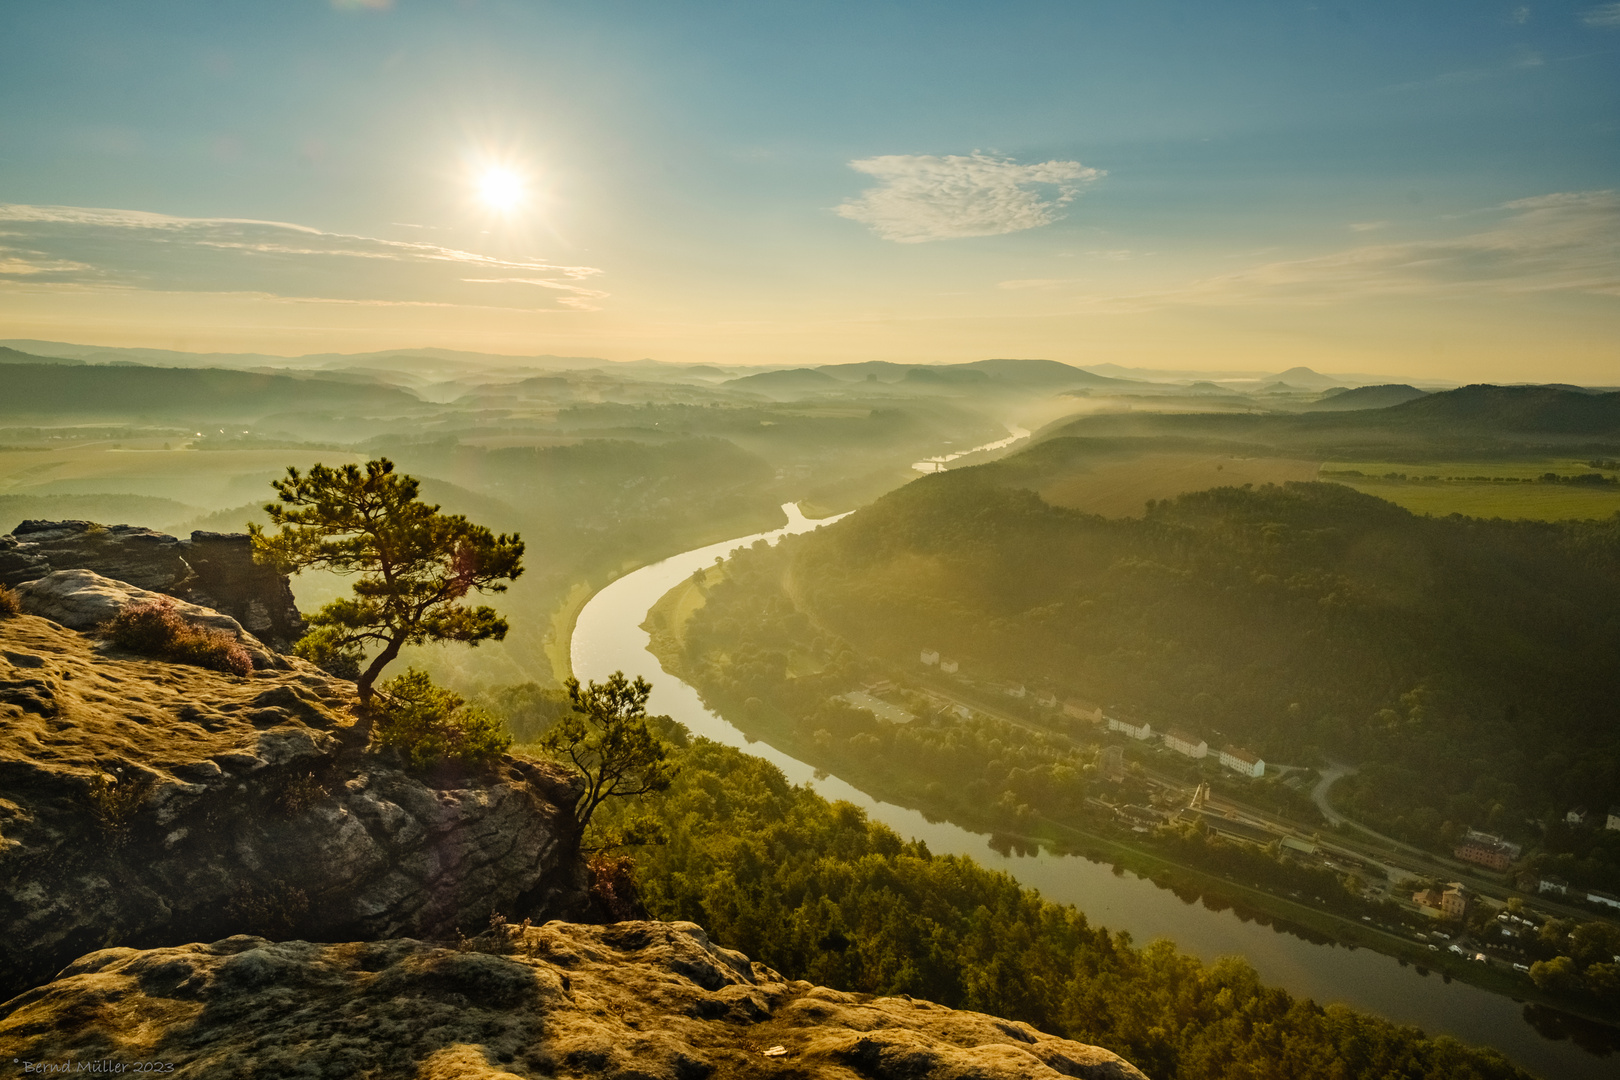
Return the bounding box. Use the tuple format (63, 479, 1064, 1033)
(0, 521, 305, 649)
(0, 613, 587, 1000)
(0, 921, 1149, 1079)
(13, 568, 285, 669)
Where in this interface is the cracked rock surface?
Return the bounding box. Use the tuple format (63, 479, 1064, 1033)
(0, 921, 1149, 1080)
(0, 520, 305, 649)
(0, 614, 587, 1000)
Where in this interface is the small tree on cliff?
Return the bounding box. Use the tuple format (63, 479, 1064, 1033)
(249, 458, 524, 706)
(542, 671, 677, 834)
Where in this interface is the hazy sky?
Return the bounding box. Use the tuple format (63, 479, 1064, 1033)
(1, 1, 1617, 379)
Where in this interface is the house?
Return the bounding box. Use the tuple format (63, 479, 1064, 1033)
(1162, 728, 1209, 759)
(1218, 745, 1265, 778)
(1107, 717, 1153, 741)
(1441, 882, 1469, 920)
(1454, 833, 1517, 871)
(1004, 683, 1026, 699)
(1607, 806, 1620, 832)
(1566, 808, 1589, 826)
(920, 649, 940, 666)
(1035, 689, 1057, 709)
(1063, 699, 1103, 723)
(1538, 875, 1569, 896)
(1463, 829, 1521, 859)
(1413, 888, 1444, 914)
(939, 659, 959, 674)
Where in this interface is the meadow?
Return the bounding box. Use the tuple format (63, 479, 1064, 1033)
(1323, 459, 1620, 520)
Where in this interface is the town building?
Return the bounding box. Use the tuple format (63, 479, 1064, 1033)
(1063, 699, 1103, 723)
(1441, 882, 1469, 920)
(1538, 875, 1569, 896)
(1607, 806, 1620, 832)
(920, 649, 939, 666)
(1004, 683, 1026, 699)
(1566, 808, 1589, 826)
(1107, 717, 1153, 741)
(1035, 689, 1057, 709)
(1162, 728, 1209, 759)
(1218, 745, 1265, 778)
(939, 659, 958, 674)
(1454, 833, 1517, 871)
(1412, 888, 1444, 915)
(1587, 890, 1620, 911)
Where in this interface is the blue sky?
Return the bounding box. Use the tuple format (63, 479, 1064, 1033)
(1, 1, 1616, 378)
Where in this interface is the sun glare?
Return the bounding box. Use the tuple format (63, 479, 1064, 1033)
(477, 167, 526, 213)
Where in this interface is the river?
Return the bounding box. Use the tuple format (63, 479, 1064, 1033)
(570, 503, 1614, 1079)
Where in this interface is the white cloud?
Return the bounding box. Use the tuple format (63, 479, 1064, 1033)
(835, 152, 1103, 243)
(1584, 3, 1620, 26)
(0, 204, 606, 310)
(1175, 190, 1620, 305)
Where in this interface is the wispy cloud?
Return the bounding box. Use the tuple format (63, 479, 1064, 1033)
(1583, 4, 1620, 27)
(836, 152, 1103, 243)
(1185, 191, 1620, 303)
(0, 204, 606, 310)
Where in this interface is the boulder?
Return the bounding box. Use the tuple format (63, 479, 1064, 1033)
(0, 921, 1150, 1079)
(12, 568, 283, 669)
(0, 614, 587, 1001)
(0, 521, 305, 649)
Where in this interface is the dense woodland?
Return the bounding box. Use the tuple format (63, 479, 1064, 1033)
(594, 728, 1532, 1080)
(677, 464, 1620, 879)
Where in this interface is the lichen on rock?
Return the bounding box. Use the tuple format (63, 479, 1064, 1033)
(0, 921, 1150, 1079)
(0, 613, 587, 1000)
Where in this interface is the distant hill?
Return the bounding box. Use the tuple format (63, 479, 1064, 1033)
(1371, 384, 1620, 434)
(1040, 383, 1620, 452)
(903, 366, 991, 385)
(0, 362, 425, 419)
(961, 357, 1130, 388)
(722, 367, 839, 391)
(1269, 365, 1343, 390)
(1306, 384, 1428, 411)
(0, 346, 83, 366)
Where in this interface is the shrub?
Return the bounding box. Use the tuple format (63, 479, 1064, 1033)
(587, 852, 646, 922)
(372, 668, 511, 771)
(103, 599, 254, 677)
(85, 770, 153, 840)
(0, 585, 19, 618)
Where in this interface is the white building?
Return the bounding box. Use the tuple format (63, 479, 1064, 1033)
(939, 659, 959, 674)
(1607, 806, 1620, 832)
(920, 649, 940, 666)
(1107, 716, 1153, 741)
(1162, 728, 1208, 759)
(1218, 745, 1265, 778)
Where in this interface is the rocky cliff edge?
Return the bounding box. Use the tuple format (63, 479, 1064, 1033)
(0, 612, 587, 1000)
(0, 920, 1148, 1080)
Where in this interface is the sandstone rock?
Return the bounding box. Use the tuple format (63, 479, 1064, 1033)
(0, 921, 1149, 1079)
(0, 614, 587, 1000)
(13, 568, 283, 669)
(0, 521, 304, 649)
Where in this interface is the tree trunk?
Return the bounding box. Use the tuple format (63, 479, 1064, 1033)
(356, 635, 407, 708)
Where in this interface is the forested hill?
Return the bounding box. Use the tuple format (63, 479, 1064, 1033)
(1044, 384, 1620, 450)
(0, 358, 424, 419)
(761, 473, 1620, 843)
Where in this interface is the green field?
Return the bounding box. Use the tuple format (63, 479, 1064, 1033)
(1322, 459, 1620, 520)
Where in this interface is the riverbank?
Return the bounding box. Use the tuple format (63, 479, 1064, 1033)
(572, 508, 1619, 1078)
(640, 575, 1617, 1028)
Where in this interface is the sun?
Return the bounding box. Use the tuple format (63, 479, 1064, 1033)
(477, 167, 526, 213)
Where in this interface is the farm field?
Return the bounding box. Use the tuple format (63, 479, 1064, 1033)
(1035, 452, 1323, 517)
(1330, 478, 1620, 520)
(1322, 458, 1618, 481)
